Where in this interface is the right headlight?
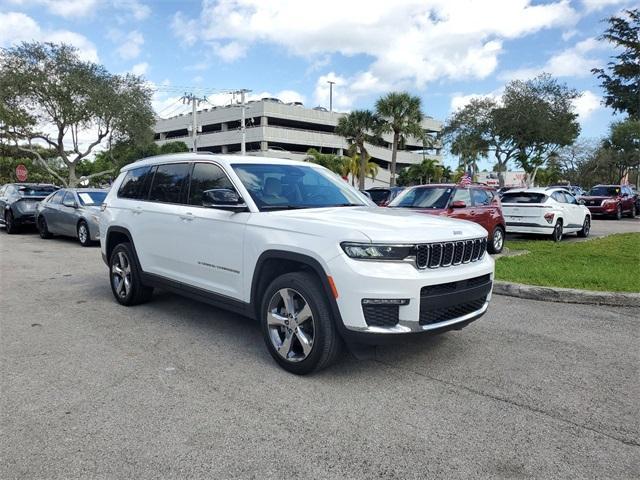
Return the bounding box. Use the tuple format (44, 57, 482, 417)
(340, 242, 414, 260)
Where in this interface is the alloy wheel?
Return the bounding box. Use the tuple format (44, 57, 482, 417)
(111, 251, 132, 299)
(583, 217, 590, 236)
(78, 224, 88, 244)
(493, 228, 504, 252)
(266, 288, 315, 362)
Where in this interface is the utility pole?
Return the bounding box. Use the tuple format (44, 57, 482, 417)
(327, 80, 335, 113)
(181, 93, 207, 152)
(230, 89, 251, 155)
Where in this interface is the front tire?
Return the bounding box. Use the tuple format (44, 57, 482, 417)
(77, 221, 92, 247)
(38, 216, 53, 239)
(260, 271, 342, 375)
(629, 204, 636, 218)
(109, 242, 153, 306)
(577, 216, 590, 238)
(5, 211, 18, 234)
(488, 225, 505, 254)
(552, 220, 563, 242)
(615, 205, 622, 220)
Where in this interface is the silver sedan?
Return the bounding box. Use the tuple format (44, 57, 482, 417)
(34, 188, 108, 246)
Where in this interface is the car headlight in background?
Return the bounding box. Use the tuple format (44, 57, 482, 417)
(341, 242, 414, 260)
(602, 199, 617, 207)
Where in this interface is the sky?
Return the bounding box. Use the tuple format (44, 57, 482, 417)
(0, 0, 634, 169)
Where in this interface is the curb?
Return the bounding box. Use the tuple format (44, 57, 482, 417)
(493, 281, 640, 308)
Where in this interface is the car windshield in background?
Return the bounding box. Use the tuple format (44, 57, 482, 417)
(231, 163, 367, 211)
(389, 187, 452, 209)
(367, 190, 390, 204)
(18, 186, 57, 196)
(78, 191, 107, 206)
(501, 192, 548, 204)
(588, 186, 620, 196)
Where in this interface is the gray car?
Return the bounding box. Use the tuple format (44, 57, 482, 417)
(34, 188, 108, 246)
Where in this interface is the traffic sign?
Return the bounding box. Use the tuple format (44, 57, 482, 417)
(16, 164, 28, 182)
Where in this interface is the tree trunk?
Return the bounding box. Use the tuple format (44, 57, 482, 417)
(358, 144, 366, 190)
(67, 163, 78, 187)
(390, 131, 399, 187)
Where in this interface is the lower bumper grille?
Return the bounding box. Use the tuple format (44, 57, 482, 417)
(362, 304, 400, 327)
(419, 297, 487, 326)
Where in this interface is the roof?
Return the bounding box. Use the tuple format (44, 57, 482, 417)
(407, 183, 495, 189)
(121, 153, 320, 171)
(505, 187, 567, 194)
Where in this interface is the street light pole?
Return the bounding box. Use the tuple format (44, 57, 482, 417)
(327, 80, 335, 113)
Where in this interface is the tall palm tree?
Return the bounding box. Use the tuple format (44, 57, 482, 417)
(335, 110, 380, 190)
(375, 92, 425, 187)
(305, 148, 346, 175)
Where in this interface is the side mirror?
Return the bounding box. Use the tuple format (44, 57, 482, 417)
(203, 189, 247, 212)
(63, 200, 78, 208)
(450, 200, 467, 209)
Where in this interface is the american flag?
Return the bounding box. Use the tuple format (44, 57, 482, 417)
(459, 169, 472, 187)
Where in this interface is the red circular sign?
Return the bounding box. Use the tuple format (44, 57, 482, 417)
(16, 164, 28, 182)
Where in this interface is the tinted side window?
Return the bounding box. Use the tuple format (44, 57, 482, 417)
(118, 166, 152, 199)
(148, 163, 190, 204)
(189, 163, 234, 206)
(50, 191, 65, 204)
(472, 189, 491, 206)
(452, 188, 472, 206)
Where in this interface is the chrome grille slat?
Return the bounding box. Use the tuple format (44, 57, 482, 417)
(415, 237, 486, 270)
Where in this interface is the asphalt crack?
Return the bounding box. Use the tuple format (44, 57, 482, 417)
(373, 356, 640, 448)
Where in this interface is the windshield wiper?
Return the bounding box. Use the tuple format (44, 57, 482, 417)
(260, 205, 309, 211)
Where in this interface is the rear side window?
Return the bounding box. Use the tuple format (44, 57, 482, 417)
(148, 163, 190, 204)
(118, 166, 152, 199)
(501, 193, 548, 204)
(472, 189, 492, 206)
(188, 163, 234, 206)
(367, 190, 390, 204)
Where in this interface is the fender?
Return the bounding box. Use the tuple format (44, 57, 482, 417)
(251, 250, 346, 330)
(103, 226, 139, 267)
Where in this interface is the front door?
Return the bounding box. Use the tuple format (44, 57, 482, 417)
(448, 187, 476, 224)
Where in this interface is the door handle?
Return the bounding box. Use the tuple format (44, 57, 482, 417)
(179, 212, 194, 221)
(133, 207, 143, 215)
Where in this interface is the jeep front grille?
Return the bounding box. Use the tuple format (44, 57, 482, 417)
(416, 238, 486, 269)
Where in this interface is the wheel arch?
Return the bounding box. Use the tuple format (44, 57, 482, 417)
(104, 226, 141, 268)
(250, 250, 344, 328)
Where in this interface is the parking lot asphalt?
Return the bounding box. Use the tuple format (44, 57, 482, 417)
(1, 231, 638, 479)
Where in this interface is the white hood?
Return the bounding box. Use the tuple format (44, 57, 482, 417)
(252, 207, 487, 243)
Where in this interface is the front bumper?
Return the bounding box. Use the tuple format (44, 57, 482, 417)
(586, 204, 616, 215)
(327, 252, 494, 337)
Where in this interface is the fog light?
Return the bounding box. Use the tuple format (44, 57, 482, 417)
(362, 298, 410, 305)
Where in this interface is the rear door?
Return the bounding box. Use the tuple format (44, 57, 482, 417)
(470, 188, 494, 232)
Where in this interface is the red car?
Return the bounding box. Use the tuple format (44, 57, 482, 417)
(388, 184, 506, 253)
(580, 185, 637, 219)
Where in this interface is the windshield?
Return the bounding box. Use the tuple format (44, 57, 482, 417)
(231, 163, 367, 211)
(389, 187, 453, 209)
(587, 186, 620, 196)
(78, 191, 107, 206)
(18, 185, 57, 196)
(367, 189, 390, 204)
(501, 192, 548, 204)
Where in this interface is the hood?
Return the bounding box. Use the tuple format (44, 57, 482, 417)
(251, 206, 487, 243)
(581, 196, 615, 202)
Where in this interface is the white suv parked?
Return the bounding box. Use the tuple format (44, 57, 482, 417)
(99, 154, 494, 374)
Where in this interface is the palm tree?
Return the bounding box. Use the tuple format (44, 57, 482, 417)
(420, 158, 440, 184)
(440, 166, 453, 182)
(342, 148, 379, 186)
(335, 110, 380, 190)
(305, 148, 346, 175)
(375, 92, 425, 187)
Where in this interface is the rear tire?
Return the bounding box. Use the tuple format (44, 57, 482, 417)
(552, 220, 563, 242)
(5, 211, 18, 234)
(577, 216, 590, 238)
(109, 242, 153, 306)
(615, 205, 622, 220)
(38, 216, 53, 239)
(488, 226, 505, 254)
(77, 221, 92, 247)
(260, 271, 342, 375)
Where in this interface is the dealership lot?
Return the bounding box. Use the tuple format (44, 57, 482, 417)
(506, 215, 640, 242)
(1, 231, 638, 479)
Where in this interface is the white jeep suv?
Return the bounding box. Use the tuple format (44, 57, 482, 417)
(100, 153, 494, 374)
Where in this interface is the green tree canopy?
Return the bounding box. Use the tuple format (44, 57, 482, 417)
(0, 42, 155, 186)
(443, 74, 580, 186)
(592, 9, 640, 120)
(375, 92, 425, 186)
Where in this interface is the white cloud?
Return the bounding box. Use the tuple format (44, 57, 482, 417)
(572, 90, 601, 120)
(113, 0, 151, 20)
(0, 12, 99, 62)
(108, 29, 144, 60)
(131, 62, 148, 76)
(170, 0, 579, 91)
(450, 89, 503, 111)
(501, 37, 603, 80)
(7, 0, 151, 19)
(212, 41, 247, 62)
(313, 72, 353, 111)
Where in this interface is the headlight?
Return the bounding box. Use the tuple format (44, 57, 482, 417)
(602, 199, 616, 206)
(341, 242, 414, 260)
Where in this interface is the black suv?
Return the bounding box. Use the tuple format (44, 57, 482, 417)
(0, 183, 59, 233)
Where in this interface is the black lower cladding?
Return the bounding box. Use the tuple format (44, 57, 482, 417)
(362, 304, 400, 327)
(419, 274, 492, 326)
